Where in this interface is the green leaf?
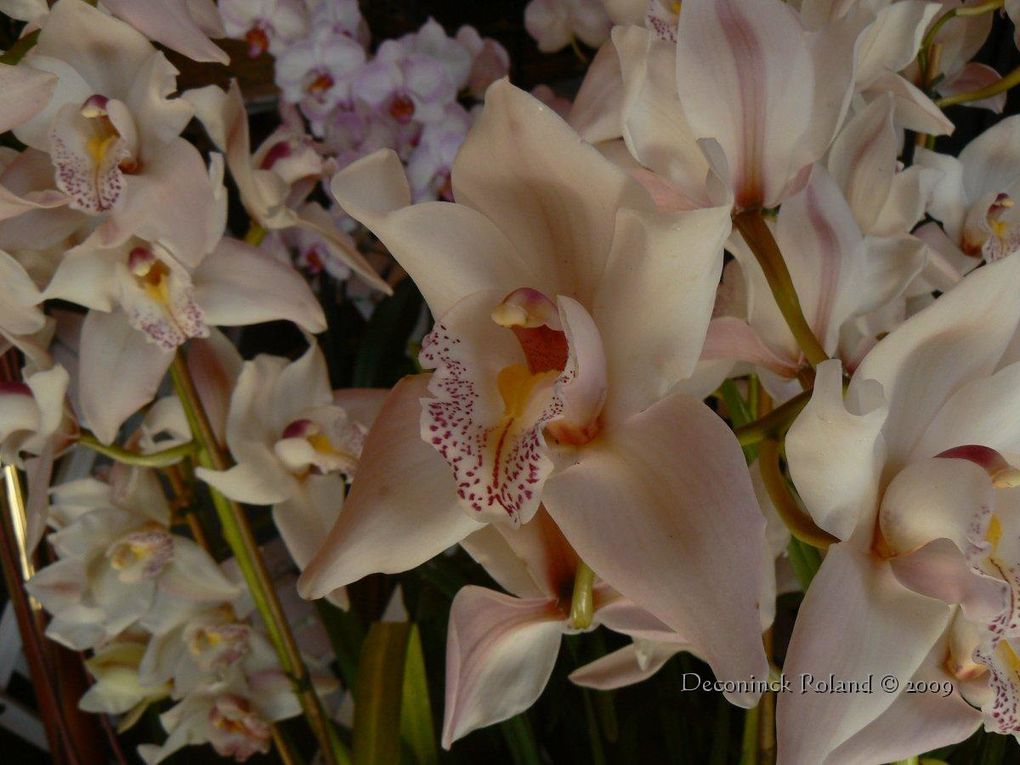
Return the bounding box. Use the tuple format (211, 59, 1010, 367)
(787, 536, 822, 590)
(400, 625, 437, 765)
(499, 715, 542, 765)
(315, 600, 366, 690)
(353, 622, 437, 765)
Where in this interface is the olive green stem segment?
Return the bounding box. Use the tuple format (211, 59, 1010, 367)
(169, 352, 347, 765)
(919, 0, 1003, 74)
(78, 431, 198, 468)
(732, 210, 829, 368)
(733, 389, 811, 449)
(758, 439, 837, 550)
(936, 60, 1020, 109)
(569, 560, 596, 630)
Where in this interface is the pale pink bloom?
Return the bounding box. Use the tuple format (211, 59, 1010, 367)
(196, 343, 386, 606)
(300, 81, 768, 702)
(27, 468, 241, 651)
(525, 0, 612, 52)
(0, 363, 73, 464)
(275, 28, 366, 130)
(803, 0, 953, 135)
(406, 18, 473, 92)
(777, 253, 1020, 762)
(916, 116, 1020, 282)
(185, 81, 390, 293)
(352, 37, 461, 126)
(100, 0, 228, 64)
(286, 202, 357, 280)
(903, 0, 1003, 113)
(219, 0, 308, 58)
(306, 0, 368, 46)
(44, 229, 326, 443)
(443, 509, 688, 745)
(703, 167, 926, 399)
(610, 0, 855, 212)
(6, 0, 220, 260)
(406, 102, 472, 201)
(322, 99, 412, 168)
(456, 26, 511, 99)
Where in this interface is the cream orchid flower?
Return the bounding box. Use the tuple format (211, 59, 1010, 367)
(6, 0, 220, 259)
(916, 115, 1020, 282)
(26, 467, 241, 650)
(776, 252, 1020, 763)
(184, 80, 392, 293)
(299, 80, 768, 703)
(608, 0, 856, 212)
(195, 342, 385, 606)
(43, 227, 327, 443)
(0, 363, 74, 465)
(444, 508, 688, 745)
(703, 166, 926, 400)
(79, 636, 172, 731)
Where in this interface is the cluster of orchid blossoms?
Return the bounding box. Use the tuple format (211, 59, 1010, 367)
(5, 0, 1020, 763)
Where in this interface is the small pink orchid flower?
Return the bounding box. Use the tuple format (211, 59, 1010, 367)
(219, 0, 308, 58)
(777, 252, 1020, 763)
(300, 81, 768, 703)
(524, 0, 612, 53)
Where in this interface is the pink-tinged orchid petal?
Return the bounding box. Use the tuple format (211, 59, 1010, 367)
(192, 238, 326, 334)
(958, 116, 1020, 211)
(569, 641, 684, 691)
(828, 95, 898, 234)
(777, 543, 954, 764)
(868, 71, 955, 136)
(79, 310, 174, 444)
(914, 361, 1020, 460)
(595, 597, 682, 643)
(701, 317, 799, 377)
(543, 391, 768, 706)
(0, 63, 57, 134)
(0, 250, 45, 338)
(273, 475, 348, 608)
(854, 1, 939, 82)
(786, 359, 888, 541)
(854, 252, 1020, 466)
(442, 586, 563, 748)
(674, 0, 849, 210)
(331, 389, 388, 432)
(825, 633, 981, 763)
(593, 205, 731, 420)
(940, 62, 1006, 113)
(914, 148, 968, 243)
(103, 139, 220, 265)
(612, 26, 711, 209)
(568, 41, 624, 144)
(451, 79, 647, 304)
(461, 507, 579, 601)
(331, 150, 533, 317)
(160, 537, 241, 602)
(298, 375, 481, 599)
(101, 0, 229, 65)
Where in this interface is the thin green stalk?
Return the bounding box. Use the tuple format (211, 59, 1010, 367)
(733, 390, 811, 448)
(733, 211, 828, 367)
(78, 432, 198, 468)
(500, 715, 542, 765)
(569, 561, 596, 630)
(0, 29, 39, 65)
(919, 0, 1003, 74)
(168, 353, 346, 765)
(740, 705, 761, 765)
(937, 60, 1020, 109)
(759, 440, 837, 550)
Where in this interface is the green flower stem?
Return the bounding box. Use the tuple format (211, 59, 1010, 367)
(919, 0, 1003, 75)
(0, 29, 40, 65)
(732, 210, 829, 368)
(78, 431, 198, 468)
(759, 439, 837, 550)
(936, 60, 1020, 109)
(732, 389, 811, 448)
(169, 353, 346, 765)
(569, 560, 596, 630)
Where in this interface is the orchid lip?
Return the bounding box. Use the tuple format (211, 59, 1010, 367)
(936, 445, 1020, 488)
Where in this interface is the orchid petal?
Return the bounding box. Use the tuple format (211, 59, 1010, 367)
(101, 0, 228, 64)
(569, 41, 624, 144)
(330, 150, 533, 318)
(939, 62, 1006, 114)
(442, 586, 563, 748)
(786, 359, 888, 541)
(593, 204, 730, 420)
(452, 79, 647, 303)
(299, 375, 481, 598)
(0, 63, 57, 134)
(569, 642, 682, 691)
(543, 391, 768, 706)
(79, 310, 174, 444)
(193, 238, 326, 334)
(777, 543, 953, 764)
